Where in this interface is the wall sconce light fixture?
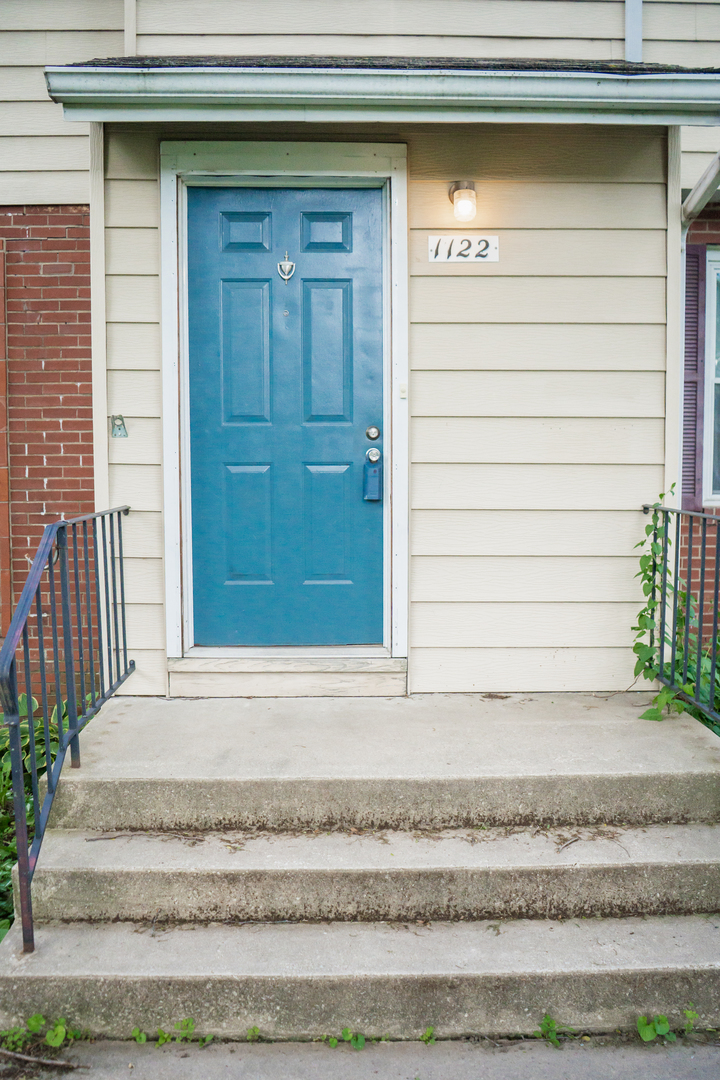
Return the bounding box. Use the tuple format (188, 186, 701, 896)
(449, 181, 477, 223)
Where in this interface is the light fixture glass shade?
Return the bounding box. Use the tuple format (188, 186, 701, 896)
(453, 187, 477, 222)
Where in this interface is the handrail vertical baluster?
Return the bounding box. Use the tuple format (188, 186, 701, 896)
(109, 513, 120, 686)
(7, 660, 34, 953)
(683, 516, 694, 687)
(47, 553, 64, 749)
(22, 624, 40, 825)
(712, 520, 720, 716)
(117, 510, 129, 671)
(93, 518, 106, 698)
(658, 509, 670, 678)
(0, 507, 133, 953)
(71, 523, 87, 720)
(35, 588, 54, 795)
(82, 521, 97, 709)
(697, 518, 708, 706)
(58, 523, 80, 768)
(100, 515, 113, 687)
(670, 510, 681, 687)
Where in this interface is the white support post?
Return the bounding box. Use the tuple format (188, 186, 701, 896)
(625, 0, 643, 62)
(89, 122, 109, 512)
(666, 126, 683, 498)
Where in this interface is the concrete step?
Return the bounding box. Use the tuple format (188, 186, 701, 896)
(1, 915, 719, 1038)
(29, 824, 720, 923)
(48, 694, 720, 830)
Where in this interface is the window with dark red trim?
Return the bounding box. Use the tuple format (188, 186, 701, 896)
(683, 244, 706, 511)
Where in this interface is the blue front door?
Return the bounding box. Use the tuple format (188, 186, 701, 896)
(187, 187, 384, 646)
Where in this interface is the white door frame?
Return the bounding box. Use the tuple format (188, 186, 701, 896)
(159, 141, 409, 657)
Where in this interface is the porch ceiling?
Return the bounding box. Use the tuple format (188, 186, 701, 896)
(45, 56, 720, 126)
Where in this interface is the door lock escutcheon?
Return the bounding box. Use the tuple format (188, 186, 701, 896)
(363, 447, 382, 501)
(365, 426, 381, 440)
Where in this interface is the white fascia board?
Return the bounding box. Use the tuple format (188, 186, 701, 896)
(45, 66, 720, 125)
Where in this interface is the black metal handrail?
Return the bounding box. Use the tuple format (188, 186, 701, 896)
(0, 507, 135, 952)
(642, 503, 720, 732)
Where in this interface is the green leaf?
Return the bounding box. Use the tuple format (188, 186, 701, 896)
(637, 1016, 656, 1042)
(420, 1026, 436, 1045)
(665, 1032, 677, 1043)
(198, 1034, 214, 1048)
(131, 1028, 147, 1044)
(350, 1033, 365, 1051)
(174, 1018, 195, 1042)
(26, 1014, 45, 1034)
(246, 1026, 260, 1043)
(328, 1037, 338, 1048)
(45, 1023, 66, 1048)
(683, 1005, 699, 1035)
(342, 1028, 352, 1042)
(653, 1016, 670, 1036)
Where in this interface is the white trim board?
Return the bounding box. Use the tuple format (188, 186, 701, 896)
(160, 141, 409, 659)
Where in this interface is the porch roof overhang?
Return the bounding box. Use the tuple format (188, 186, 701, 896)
(45, 56, 720, 126)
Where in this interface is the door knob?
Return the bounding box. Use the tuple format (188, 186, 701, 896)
(366, 447, 381, 463)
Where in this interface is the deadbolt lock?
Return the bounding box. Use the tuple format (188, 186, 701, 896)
(365, 426, 380, 440)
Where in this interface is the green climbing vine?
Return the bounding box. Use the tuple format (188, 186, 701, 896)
(633, 487, 720, 737)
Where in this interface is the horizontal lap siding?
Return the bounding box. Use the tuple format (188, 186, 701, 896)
(134, 0, 720, 74)
(645, 1, 720, 68)
(681, 125, 720, 191)
(405, 125, 666, 692)
(104, 124, 666, 694)
(0, 1, 122, 204)
(104, 131, 164, 693)
(136, 0, 628, 58)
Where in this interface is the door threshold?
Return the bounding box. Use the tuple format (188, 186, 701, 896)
(167, 653, 407, 693)
(184, 646, 391, 659)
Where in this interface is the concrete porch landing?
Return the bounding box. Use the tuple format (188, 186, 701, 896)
(50, 691, 720, 829)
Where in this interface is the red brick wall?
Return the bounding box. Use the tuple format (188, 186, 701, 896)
(688, 206, 720, 246)
(0, 240, 10, 634)
(0, 205, 94, 628)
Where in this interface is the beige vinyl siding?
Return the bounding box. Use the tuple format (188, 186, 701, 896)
(105, 130, 164, 693)
(410, 648, 637, 693)
(410, 324, 667, 370)
(102, 122, 665, 693)
(644, 0, 720, 67)
(681, 125, 720, 191)
(0, 1, 715, 206)
(411, 510, 647, 556)
(411, 418, 664, 462)
(410, 230, 667, 277)
(136, 0, 625, 37)
(411, 464, 664, 510)
(411, 602, 638, 647)
(134, 0, 720, 69)
(0, 0, 122, 204)
(405, 123, 665, 691)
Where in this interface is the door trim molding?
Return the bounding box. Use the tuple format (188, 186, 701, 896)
(160, 141, 409, 657)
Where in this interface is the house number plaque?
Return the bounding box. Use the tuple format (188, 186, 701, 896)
(428, 235, 499, 262)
